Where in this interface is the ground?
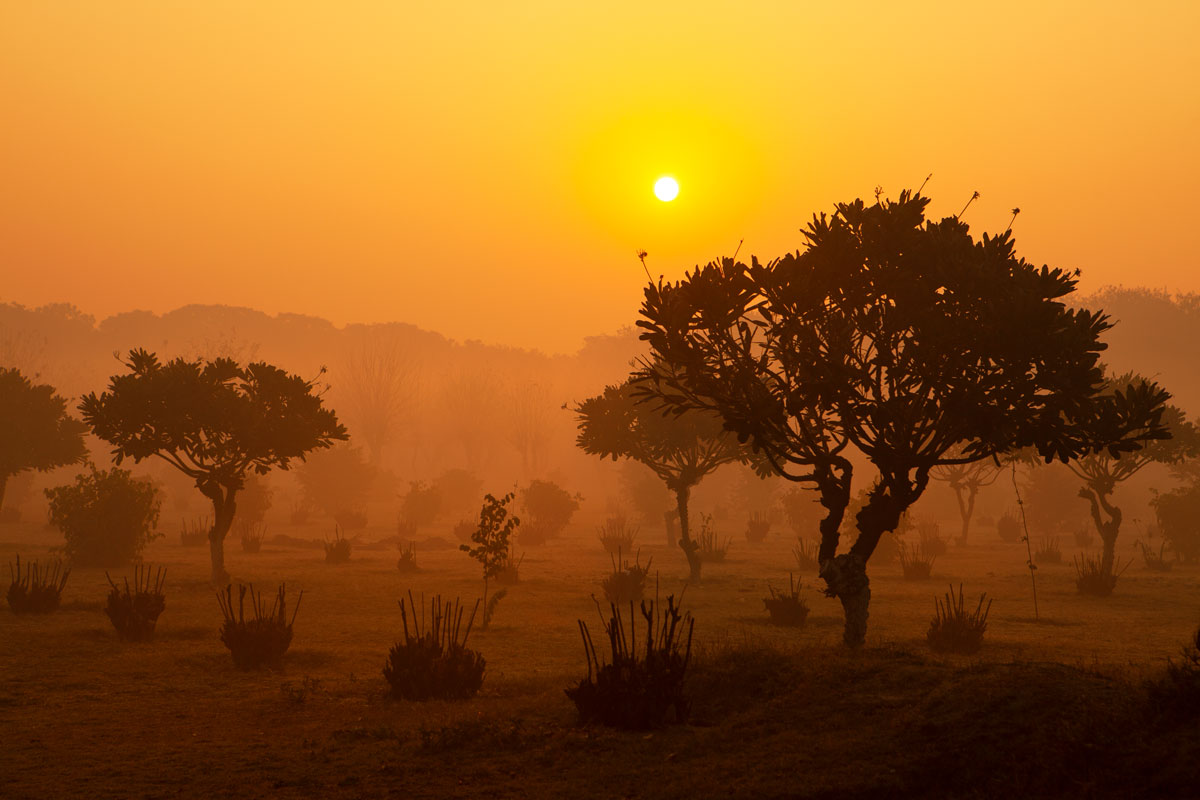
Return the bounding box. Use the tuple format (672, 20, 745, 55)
(2, 512, 1198, 799)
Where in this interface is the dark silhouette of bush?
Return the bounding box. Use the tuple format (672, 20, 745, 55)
(104, 564, 166, 641)
(7, 555, 69, 613)
(520, 479, 580, 540)
(1074, 553, 1126, 596)
(400, 481, 441, 534)
(899, 541, 936, 580)
(180, 515, 209, 547)
(430, 468, 483, 521)
(601, 549, 650, 606)
(383, 593, 484, 701)
(927, 584, 991, 654)
(46, 466, 162, 567)
(217, 583, 301, 669)
(996, 510, 1022, 543)
(297, 444, 373, 528)
(745, 510, 770, 543)
(1152, 481, 1200, 564)
(567, 596, 693, 729)
(763, 574, 809, 627)
(396, 540, 419, 573)
(323, 526, 351, 563)
(597, 513, 638, 555)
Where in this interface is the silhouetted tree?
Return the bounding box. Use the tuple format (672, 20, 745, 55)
(637, 190, 1171, 645)
(296, 443, 375, 526)
(575, 376, 756, 580)
(338, 329, 419, 466)
(930, 446, 1004, 545)
(0, 367, 88, 514)
(1067, 372, 1199, 577)
(81, 350, 347, 582)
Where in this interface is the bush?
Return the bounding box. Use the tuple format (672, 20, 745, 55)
(396, 540, 419, 573)
(927, 584, 991, 654)
(383, 592, 484, 701)
(598, 514, 638, 555)
(7, 555, 69, 613)
(324, 526, 351, 563)
(1034, 535, 1062, 565)
(452, 519, 475, 544)
(996, 510, 1022, 543)
(917, 519, 946, 557)
(745, 510, 770, 543)
(237, 520, 266, 553)
(180, 516, 209, 547)
(431, 468, 483, 520)
(792, 537, 819, 572)
(217, 583, 301, 669)
(763, 574, 808, 627)
(899, 540, 936, 580)
(1152, 484, 1200, 564)
(601, 550, 651, 607)
(695, 513, 729, 563)
(400, 481, 442, 533)
(1137, 538, 1172, 571)
(520, 480, 580, 539)
(1148, 625, 1200, 718)
(297, 444, 374, 525)
(566, 596, 693, 729)
(1074, 554, 1125, 596)
(46, 467, 162, 567)
(104, 564, 166, 641)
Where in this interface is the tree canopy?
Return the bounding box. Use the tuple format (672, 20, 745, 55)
(0, 367, 88, 511)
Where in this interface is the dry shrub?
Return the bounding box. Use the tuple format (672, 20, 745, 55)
(745, 510, 771, 543)
(763, 573, 808, 627)
(237, 520, 266, 553)
(601, 550, 651, 607)
(217, 583, 302, 669)
(695, 513, 730, 563)
(452, 519, 475, 544)
(180, 516, 209, 547)
(1136, 539, 1172, 572)
(1072, 526, 1094, 549)
(324, 526, 352, 564)
(927, 584, 991, 654)
(597, 514, 638, 556)
(494, 544, 523, 585)
(899, 540, 936, 580)
(1074, 554, 1126, 597)
(384, 592, 484, 701)
(792, 537, 819, 572)
(917, 519, 947, 557)
(6, 555, 69, 613)
(1034, 535, 1062, 565)
(518, 521, 549, 547)
(566, 596, 693, 729)
(396, 518, 417, 542)
(996, 510, 1022, 543)
(396, 541, 419, 574)
(104, 564, 166, 641)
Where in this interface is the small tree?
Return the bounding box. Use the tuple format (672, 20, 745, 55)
(296, 443, 374, 525)
(81, 350, 347, 583)
(46, 466, 162, 567)
(930, 448, 1003, 545)
(1067, 373, 1199, 578)
(460, 492, 519, 628)
(0, 368, 88, 515)
(520, 479, 581, 539)
(576, 376, 757, 581)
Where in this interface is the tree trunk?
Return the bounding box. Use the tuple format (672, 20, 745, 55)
(821, 553, 870, 647)
(204, 485, 239, 584)
(663, 508, 679, 548)
(1080, 486, 1122, 576)
(0, 473, 8, 515)
(674, 486, 701, 582)
(952, 483, 977, 545)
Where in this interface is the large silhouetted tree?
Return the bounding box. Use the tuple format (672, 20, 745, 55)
(638, 190, 1170, 645)
(575, 376, 756, 580)
(81, 350, 347, 582)
(0, 367, 88, 514)
(1068, 372, 1198, 578)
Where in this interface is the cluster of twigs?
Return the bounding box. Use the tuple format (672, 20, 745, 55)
(899, 540, 936, 580)
(396, 540, 419, 573)
(237, 521, 266, 553)
(104, 564, 166, 640)
(597, 514, 638, 556)
(917, 520, 947, 557)
(1074, 554, 1126, 597)
(744, 511, 771, 543)
(1137, 539, 1173, 572)
(566, 594, 694, 729)
(383, 592, 484, 700)
(763, 573, 809, 627)
(180, 516, 210, 547)
(217, 583, 302, 669)
(7, 555, 70, 613)
(927, 584, 992, 654)
(601, 549, 651, 606)
(695, 514, 730, 563)
(792, 537, 819, 572)
(1034, 535, 1062, 565)
(324, 525, 351, 564)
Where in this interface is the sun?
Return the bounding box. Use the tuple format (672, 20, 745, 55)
(654, 176, 679, 202)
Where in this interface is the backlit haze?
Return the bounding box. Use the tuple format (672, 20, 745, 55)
(2, 1, 1197, 353)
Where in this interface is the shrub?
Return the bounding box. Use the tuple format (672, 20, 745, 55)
(1148, 625, 1200, 718)
(598, 514, 638, 556)
(400, 481, 442, 533)
(383, 592, 484, 701)
(780, 486, 822, 537)
(520, 479, 580, 539)
(1153, 483, 1200, 564)
(695, 513, 729, 563)
(236, 473, 273, 526)
(1074, 554, 1126, 596)
(431, 468, 483, 520)
(763, 574, 808, 627)
(1072, 526, 1095, 549)
(917, 519, 947, 557)
(927, 584, 991, 654)
(601, 550, 651, 607)
(1034, 536, 1062, 565)
(452, 519, 475, 544)
(297, 443, 374, 526)
(46, 467, 162, 567)
(237, 520, 266, 553)
(396, 540, 419, 573)
(1137, 538, 1172, 571)
(180, 516, 210, 547)
(518, 520, 549, 547)
(461, 492, 521, 628)
(566, 596, 693, 729)
(324, 526, 352, 563)
(899, 540, 935, 580)
(217, 583, 302, 669)
(7, 555, 69, 613)
(396, 518, 418, 542)
(104, 564, 166, 641)
(745, 510, 771, 543)
(792, 537, 819, 572)
(996, 510, 1022, 543)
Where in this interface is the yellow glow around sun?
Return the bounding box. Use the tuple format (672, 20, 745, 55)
(654, 176, 680, 202)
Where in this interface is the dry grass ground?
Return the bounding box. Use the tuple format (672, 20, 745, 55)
(2, 513, 1199, 799)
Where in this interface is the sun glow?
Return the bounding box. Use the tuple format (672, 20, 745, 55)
(654, 176, 680, 202)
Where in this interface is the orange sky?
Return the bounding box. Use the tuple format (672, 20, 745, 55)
(2, 2, 1197, 353)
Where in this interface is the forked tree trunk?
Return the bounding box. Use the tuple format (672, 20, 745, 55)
(1080, 486, 1122, 576)
(952, 483, 978, 545)
(202, 484, 239, 584)
(674, 485, 702, 582)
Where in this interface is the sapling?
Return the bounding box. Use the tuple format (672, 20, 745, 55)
(460, 492, 520, 629)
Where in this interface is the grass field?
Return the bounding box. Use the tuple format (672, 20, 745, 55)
(3, 512, 1199, 799)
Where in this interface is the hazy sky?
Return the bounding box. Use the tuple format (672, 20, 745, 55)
(2, 2, 1197, 353)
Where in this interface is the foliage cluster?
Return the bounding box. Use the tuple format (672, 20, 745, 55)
(383, 593, 484, 701)
(104, 564, 166, 641)
(46, 466, 162, 567)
